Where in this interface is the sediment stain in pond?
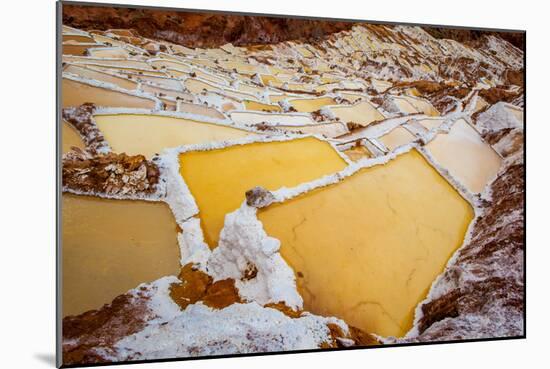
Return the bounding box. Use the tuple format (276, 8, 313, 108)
(258, 150, 474, 337)
(179, 137, 348, 247)
(62, 194, 180, 317)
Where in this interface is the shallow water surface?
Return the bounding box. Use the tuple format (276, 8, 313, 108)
(258, 150, 474, 337)
(62, 194, 180, 317)
(95, 113, 252, 158)
(179, 137, 348, 247)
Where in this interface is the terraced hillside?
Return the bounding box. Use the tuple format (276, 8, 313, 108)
(59, 15, 524, 366)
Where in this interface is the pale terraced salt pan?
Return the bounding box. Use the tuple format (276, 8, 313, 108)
(64, 64, 138, 90)
(218, 88, 258, 102)
(230, 111, 317, 126)
(62, 194, 180, 317)
(393, 95, 439, 117)
(193, 69, 230, 86)
(260, 74, 280, 86)
(70, 58, 151, 70)
(379, 126, 417, 151)
(134, 74, 184, 91)
(140, 84, 186, 100)
(314, 83, 340, 93)
(258, 150, 474, 337)
(163, 68, 189, 80)
(289, 97, 337, 113)
(186, 58, 218, 69)
(178, 137, 348, 247)
(87, 47, 130, 59)
(243, 100, 282, 112)
(176, 102, 226, 120)
(91, 34, 126, 47)
(276, 82, 316, 92)
(94, 113, 253, 158)
(219, 60, 264, 74)
(236, 82, 265, 96)
(405, 96, 440, 116)
(390, 96, 420, 114)
(329, 101, 385, 127)
(185, 78, 257, 101)
(424, 118, 502, 193)
(149, 59, 192, 73)
(340, 93, 366, 103)
(371, 79, 392, 93)
(269, 94, 299, 103)
(62, 78, 156, 109)
(94, 65, 166, 76)
(63, 34, 95, 43)
(417, 118, 445, 131)
(279, 122, 348, 138)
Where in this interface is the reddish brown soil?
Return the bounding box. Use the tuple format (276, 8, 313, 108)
(423, 27, 525, 51)
(169, 264, 242, 310)
(264, 302, 304, 318)
(62, 288, 155, 366)
(479, 86, 521, 105)
(62, 4, 354, 49)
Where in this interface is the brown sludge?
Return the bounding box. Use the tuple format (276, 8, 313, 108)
(169, 264, 242, 310)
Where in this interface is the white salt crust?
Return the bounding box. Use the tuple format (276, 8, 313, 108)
(99, 277, 348, 361)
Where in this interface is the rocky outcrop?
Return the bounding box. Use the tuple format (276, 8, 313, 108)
(62, 149, 160, 197)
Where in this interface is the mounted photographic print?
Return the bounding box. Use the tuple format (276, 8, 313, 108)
(57, 1, 525, 367)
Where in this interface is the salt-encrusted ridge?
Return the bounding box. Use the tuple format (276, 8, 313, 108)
(109, 278, 347, 360)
